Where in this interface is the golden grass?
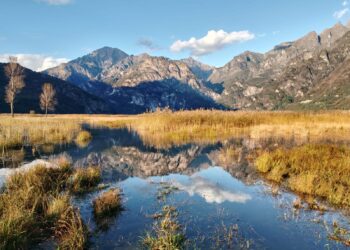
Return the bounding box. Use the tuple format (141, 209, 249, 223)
(0, 155, 90, 249)
(54, 206, 88, 250)
(108, 110, 350, 148)
(2, 111, 350, 149)
(70, 166, 101, 194)
(0, 115, 82, 149)
(75, 130, 92, 148)
(255, 144, 350, 207)
(93, 188, 122, 217)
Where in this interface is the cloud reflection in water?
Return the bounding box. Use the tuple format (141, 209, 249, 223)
(172, 175, 251, 204)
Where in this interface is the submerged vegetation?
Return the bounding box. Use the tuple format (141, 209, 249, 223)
(255, 144, 350, 207)
(143, 205, 186, 249)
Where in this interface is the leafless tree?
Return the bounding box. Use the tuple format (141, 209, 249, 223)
(5, 56, 25, 117)
(40, 83, 57, 116)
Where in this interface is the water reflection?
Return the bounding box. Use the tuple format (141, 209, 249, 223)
(171, 173, 252, 204)
(2, 127, 350, 249)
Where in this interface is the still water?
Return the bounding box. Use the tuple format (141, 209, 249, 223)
(6, 128, 350, 249)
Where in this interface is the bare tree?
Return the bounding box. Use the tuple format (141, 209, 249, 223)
(40, 83, 57, 116)
(5, 56, 25, 117)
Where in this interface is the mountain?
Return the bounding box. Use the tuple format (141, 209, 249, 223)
(274, 29, 350, 110)
(0, 63, 111, 114)
(45, 51, 223, 113)
(208, 22, 350, 109)
(101, 53, 202, 89)
(181, 57, 214, 81)
(45, 47, 128, 89)
(41, 21, 350, 112)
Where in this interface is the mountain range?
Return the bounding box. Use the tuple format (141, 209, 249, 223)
(1, 21, 350, 114)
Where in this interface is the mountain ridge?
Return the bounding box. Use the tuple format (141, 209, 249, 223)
(40, 20, 350, 112)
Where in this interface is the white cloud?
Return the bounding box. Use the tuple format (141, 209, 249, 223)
(170, 30, 255, 56)
(35, 0, 72, 5)
(343, 1, 348, 6)
(0, 54, 69, 71)
(172, 175, 251, 204)
(333, 8, 349, 19)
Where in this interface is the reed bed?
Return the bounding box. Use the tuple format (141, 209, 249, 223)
(125, 110, 350, 148)
(2, 111, 350, 149)
(255, 144, 350, 207)
(0, 115, 83, 149)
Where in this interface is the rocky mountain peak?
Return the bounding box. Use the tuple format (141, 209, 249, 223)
(181, 57, 214, 81)
(319, 22, 349, 48)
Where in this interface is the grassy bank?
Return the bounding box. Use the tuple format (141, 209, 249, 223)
(2, 111, 350, 149)
(255, 144, 350, 207)
(0, 115, 82, 149)
(0, 155, 102, 249)
(127, 110, 350, 148)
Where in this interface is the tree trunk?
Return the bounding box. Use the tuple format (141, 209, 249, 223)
(45, 105, 48, 117)
(10, 102, 14, 117)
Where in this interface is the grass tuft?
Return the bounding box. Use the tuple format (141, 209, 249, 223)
(93, 188, 122, 217)
(70, 166, 101, 194)
(75, 130, 92, 148)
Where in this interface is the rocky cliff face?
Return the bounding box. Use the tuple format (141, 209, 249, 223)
(208, 22, 350, 109)
(101, 54, 202, 89)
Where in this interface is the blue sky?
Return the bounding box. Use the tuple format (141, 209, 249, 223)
(0, 0, 349, 70)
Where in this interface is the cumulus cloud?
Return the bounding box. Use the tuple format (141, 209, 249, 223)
(35, 0, 72, 5)
(343, 1, 348, 6)
(0, 54, 69, 71)
(333, 8, 349, 19)
(172, 175, 251, 204)
(137, 38, 161, 51)
(170, 30, 255, 56)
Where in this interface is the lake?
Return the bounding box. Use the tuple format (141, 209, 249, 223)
(4, 127, 350, 249)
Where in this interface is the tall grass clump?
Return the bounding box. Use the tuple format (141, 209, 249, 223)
(255, 144, 350, 207)
(0, 156, 89, 249)
(143, 205, 186, 249)
(54, 206, 88, 249)
(93, 188, 122, 217)
(70, 166, 101, 194)
(75, 130, 92, 148)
